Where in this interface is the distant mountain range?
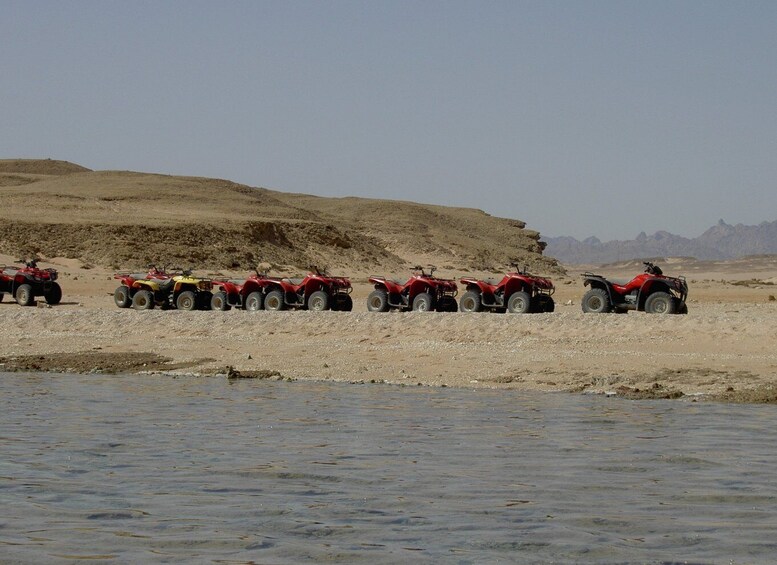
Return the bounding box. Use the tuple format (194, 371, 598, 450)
(544, 220, 777, 265)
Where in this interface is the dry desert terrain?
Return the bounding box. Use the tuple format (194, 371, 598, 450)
(2, 160, 776, 402)
(2, 253, 776, 403)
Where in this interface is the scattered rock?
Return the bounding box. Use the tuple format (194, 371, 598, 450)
(614, 383, 684, 400)
(225, 366, 282, 380)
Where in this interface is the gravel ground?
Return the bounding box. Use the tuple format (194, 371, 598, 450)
(2, 301, 776, 402)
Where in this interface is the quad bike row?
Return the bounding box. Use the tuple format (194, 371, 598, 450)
(1, 257, 687, 316)
(367, 264, 556, 313)
(113, 265, 354, 312)
(0, 259, 62, 306)
(112, 261, 688, 315)
(112, 263, 555, 314)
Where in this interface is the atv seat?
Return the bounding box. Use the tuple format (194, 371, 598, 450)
(608, 278, 630, 286)
(2, 269, 18, 277)
(282, 278, 304, 286)
(158, 279, 175, 291)
(129, 273, 148, 280)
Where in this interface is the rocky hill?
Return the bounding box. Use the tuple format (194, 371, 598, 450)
(0, 159, 560, 275)
(545, 220, 777, 264)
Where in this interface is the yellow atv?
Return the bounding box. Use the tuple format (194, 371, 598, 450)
(131, 269, 213, 311)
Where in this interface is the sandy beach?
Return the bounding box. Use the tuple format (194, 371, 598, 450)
(2, 254, 776, 402)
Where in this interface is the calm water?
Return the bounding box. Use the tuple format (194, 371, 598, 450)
(1, 372, 776, 564)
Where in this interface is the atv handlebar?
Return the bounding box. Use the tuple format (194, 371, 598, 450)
(510, 262, 529, 275)
(413, 265, 436, 276)
(643, 262, 663, 276)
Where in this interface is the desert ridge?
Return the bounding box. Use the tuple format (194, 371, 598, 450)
(0, 159, 559, 275)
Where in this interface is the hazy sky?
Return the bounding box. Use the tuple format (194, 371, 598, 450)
(3, 1, 776, 240)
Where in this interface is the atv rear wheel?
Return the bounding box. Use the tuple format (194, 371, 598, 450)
(245, 291, 263, 311)
(45, 282, 62, 305)
(367, 289, 390, 312)
(308, 290, 330, 311)
(176, 290, 197, 311)
(507, 291, 532, 314)
(132, 290, 154, 310)
(114, 285, 132, 308)
(581, 288, 611, 313)
(264, 290, 286, 311)
(534, 295, 555, 313)
(644, 291, 676, 314)
(412, 292, 434, 312)
(459, 291, 482, 313)
(211, 291, 230, 311)
(15, 284, 34, 306)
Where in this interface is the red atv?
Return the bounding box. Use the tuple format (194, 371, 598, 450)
(210, 269, 276, 311)
(112, 265, 172, 308)
(367, 265, 458, 312)
(581, 261, 688, 314)
(0, 259, 62, 306)
(258, 266, 353, 312)
(459, 264, 555, 313)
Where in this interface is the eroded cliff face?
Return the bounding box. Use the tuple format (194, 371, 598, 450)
(0, 159, 560, 274)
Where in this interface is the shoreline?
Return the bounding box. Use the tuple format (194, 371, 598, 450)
(1, 348, 774, 404)
(2, 301, 776, 404)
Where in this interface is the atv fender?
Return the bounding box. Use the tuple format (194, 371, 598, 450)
(583, 276, 616, 304)
(637, 279, 672, 311)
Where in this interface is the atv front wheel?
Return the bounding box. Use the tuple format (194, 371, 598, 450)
(15, 284, 34, 306)
(332, 294, 353, 311)
(412, 292, 434, 312)
(44, 282, 62, 305)
(114, 285, 132, 308)
(264, 290, 286, 311)
(581, 288, 611, 313)
(459, 291, 482, 313)
(196, 291, 212, 310)
(507, 291, 532, 314)
(307, 290, 330, 311)
(245, 291, 263, 311)
(132, 290, 155, 310)
(437, 296, 457, 312)
(367, 289, 390, 312)
(211, 291, 231, 311)
(176, 291, 197, 311)
(644, 292, 676, 314)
